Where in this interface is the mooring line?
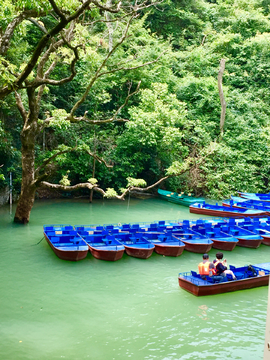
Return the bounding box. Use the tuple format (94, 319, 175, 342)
(31, 236, 45, 246)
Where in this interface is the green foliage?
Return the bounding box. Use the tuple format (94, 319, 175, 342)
(2, 0, 270, 202)
(59, 171, 71, 186)
(87, 178, 98, 185)
(126, 177, 147, 188)
(104, 188, 118, 198)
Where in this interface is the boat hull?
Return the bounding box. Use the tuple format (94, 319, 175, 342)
(158, 189, 204, 206)
(178, 274, 269, 296)
(236, 236, 262, 248)
(154, 244, 185, 257)
(181, 241, 212, 254)
(89, 246, 124, 261)
(44, 234, 89, 261)
(261, 235, 270, 246)
(211, 239, 238, 251)
(189, 206, 267, 218)
(124, 246, 154, 259)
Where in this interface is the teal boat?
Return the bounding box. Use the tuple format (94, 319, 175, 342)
(158, 189, 205, 207)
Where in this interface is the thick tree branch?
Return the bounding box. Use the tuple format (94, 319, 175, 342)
(0, 0, 93, 100)
(48, 0, 67, 21)
(40, 181, 107, 197)
(14, 91, 27, 123)
(0, 9, 47, 56)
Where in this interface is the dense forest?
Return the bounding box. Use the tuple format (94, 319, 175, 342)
(0, 0, 270, 223)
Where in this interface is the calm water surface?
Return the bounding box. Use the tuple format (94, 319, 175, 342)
(0, 198, 269, 359)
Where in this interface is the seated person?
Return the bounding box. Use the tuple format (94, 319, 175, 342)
(198, 254, 210, 280)
(208, 262, 223, 283)
(213, 252, 236, 280)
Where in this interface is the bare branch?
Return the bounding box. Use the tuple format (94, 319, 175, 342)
(27, 18, 48, 34)
(69, 14, 135, 118)
(36, 38, 63, 78)
(33, 24, 80, 90)
(48, 0, 67, 21)
(69, 81, 141, 123)
(14, 91, 28, 123)
(85, 150, 113, 168)
(98, 49, 168, 77)
(91, 0, 122, 13)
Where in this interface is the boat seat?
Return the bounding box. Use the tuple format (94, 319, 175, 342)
(158, 221, 165, 226)
(234, 272, 245, 279)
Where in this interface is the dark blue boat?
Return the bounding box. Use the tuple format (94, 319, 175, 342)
(189, 221, 238, 251)
(43, 224, 89, 261)
(135, 231, 186, 256)
(160, 224, 213, 254)
(214, 219, 263, 248)
(77, 233, 125, 261)
(222, 198, 270, 214)
(112, 232, 155, 258)
(189, 202, 267, 218)
(238, 192, 270, 202)
(178, 262, 270, 296)
(235, 218, 270, 246)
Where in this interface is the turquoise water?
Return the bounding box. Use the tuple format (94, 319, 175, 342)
(0, 198, 269, 359)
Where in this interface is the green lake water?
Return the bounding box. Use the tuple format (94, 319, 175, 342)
(0, 197, 269, 360)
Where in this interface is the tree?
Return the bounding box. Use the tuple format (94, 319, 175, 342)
(0, 0, 166, 223)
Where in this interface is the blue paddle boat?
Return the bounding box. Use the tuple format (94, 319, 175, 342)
(43, 224, 89, 261)
(77, 233, 125, 261)
(113, 232, 155, 259)
(178, 262, 270, 296)
(167, 225, 213, 254)
(136, 231, 186, 256)
(189, 202, 268, 218)
(235, 218, 270, 246)
(189, 221, 239, 251)
(222, 198, 270, 214)
(238, 192, 270, 202)
(215, 219, 263, 248)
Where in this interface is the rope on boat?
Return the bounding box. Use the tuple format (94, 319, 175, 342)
(31, 236, 45, 246)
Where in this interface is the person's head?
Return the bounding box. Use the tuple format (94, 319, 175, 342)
(203, 253, 209, 260)
(216, 252, 223, 260)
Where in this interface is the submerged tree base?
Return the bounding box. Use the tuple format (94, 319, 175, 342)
(14, 216, 29, 224)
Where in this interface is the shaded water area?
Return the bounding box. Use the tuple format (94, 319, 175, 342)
(0, 197, 269, 359)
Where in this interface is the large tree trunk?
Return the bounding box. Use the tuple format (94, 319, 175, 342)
(14, 136, 36, 224)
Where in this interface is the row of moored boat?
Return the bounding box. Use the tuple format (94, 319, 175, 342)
(189, 191, 270, 217)
(43, 216, 270, 261)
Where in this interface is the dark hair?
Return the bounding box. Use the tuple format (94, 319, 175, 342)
(216, 252, 223, 260)
(203, 254, 209, 259)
